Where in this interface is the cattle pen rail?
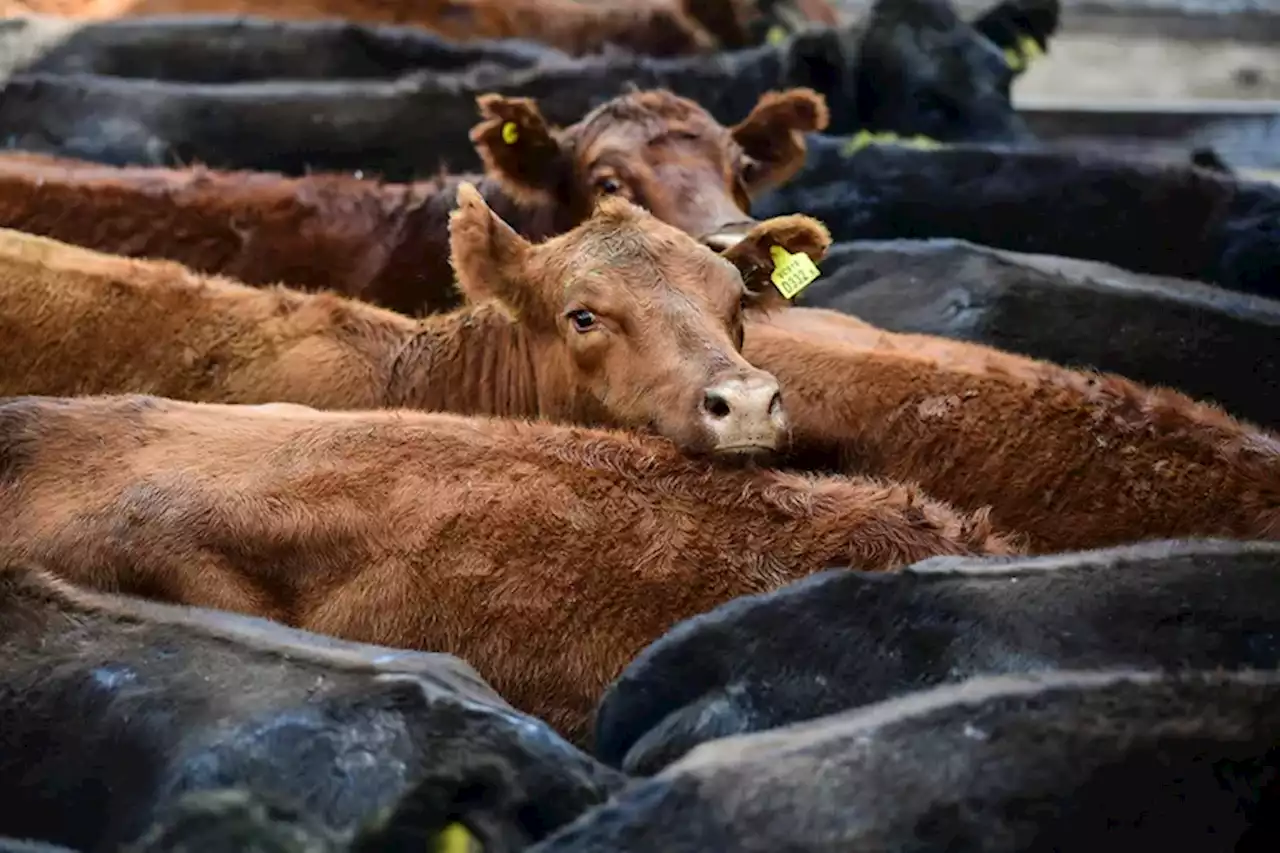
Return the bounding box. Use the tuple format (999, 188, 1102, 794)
(1016, 98, 1280, 173)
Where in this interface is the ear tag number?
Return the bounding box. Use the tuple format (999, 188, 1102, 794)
(501, 122, 519, 144)
(770, 245, 820, 299)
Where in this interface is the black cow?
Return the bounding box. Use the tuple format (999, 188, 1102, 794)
(0, 564, 624, 853)
(540, 669, 1280, 852)
(802, 238, 1280, 428)
(0, 15, 561, 84)
(595, 539, 1280, 774)
(0, 0, 1038, 179)
(753, 135, 1280, 298)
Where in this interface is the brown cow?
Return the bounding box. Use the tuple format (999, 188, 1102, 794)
(746, 313, 1280, 552)
(0, 87, 826, 315)
(16, 0, 719, 57)
(0, 394, 1016, 742)
(0, 188, 831, 457)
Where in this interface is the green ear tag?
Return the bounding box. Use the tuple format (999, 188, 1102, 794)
(501, 122, 519, 144)
(769, 245, 820, 299)
(766, 25, 787, 45)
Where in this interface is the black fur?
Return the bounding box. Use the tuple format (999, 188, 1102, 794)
(0, 0, 1031, 179)
(802, 238, 1280, 428)
(0, 566, 624, 852)
(594, 539, 1280, 774)
(1, 15, 560, 83)
(754, 136, 1280, 298)
(545, 669, 1280, 852)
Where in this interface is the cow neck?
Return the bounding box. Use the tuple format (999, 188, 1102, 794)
(382, 302, 546, 419)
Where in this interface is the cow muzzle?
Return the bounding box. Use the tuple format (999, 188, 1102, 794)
(700, 374, 786, 455)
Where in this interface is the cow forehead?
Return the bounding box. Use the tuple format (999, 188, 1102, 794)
(573, 108, 731, 158)
(557, 233, 740, 307)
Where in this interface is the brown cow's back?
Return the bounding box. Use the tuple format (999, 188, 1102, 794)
(111, 0, 717, 56)
(745, 317, 1280, 552)
(0, 227, 413, 408)
(0, 153, 475, 314)
(0, 394, 1015, 741)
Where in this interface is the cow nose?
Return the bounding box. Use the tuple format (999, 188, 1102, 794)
(700, 375, 786, 454)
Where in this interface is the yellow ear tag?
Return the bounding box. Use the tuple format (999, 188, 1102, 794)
(769, 245, 820, 299)
(766, 25, 787, 45)
(501, 122, 519, 145)
(1002, 46, 1025, 71)
(1017, 34, 1044, 63)
(436, 822, 478, 853)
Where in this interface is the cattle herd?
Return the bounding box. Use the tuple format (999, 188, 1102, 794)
(0, 0, 1277, 850)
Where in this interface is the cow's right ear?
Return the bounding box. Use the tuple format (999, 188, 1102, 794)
(471, 94, 572, 205)
(449, 183, 551, 327)
(721, 213, 831, 313)
(732, 88, 830, 192)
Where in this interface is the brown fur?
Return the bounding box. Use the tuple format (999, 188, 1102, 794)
(746, 314, 1280, 552)
(92, 0, 719, 56)
(0, 198, 830, 457)
(0, 88, 825, 315)
(0, 394, 1016, 742)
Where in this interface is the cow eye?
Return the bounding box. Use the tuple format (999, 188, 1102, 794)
(595, 176, 622, 195)
(739, 158, 762, 185)
(566, 309, 597, 332)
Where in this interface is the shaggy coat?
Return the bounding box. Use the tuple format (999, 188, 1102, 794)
(2, 224, 1274, 551)
(0, 565, 621, 852)
(595, 538, 1280, 772)
(803, 238, 1280, 428)
(0, 86, 828, 314)
(0, 395, 1016, 742)
(754, 137, 1280, 298)
(531, 670, 1280, 853)
(744, 314, 1280, 551)
(0, 190, 827, 458)
(0, 0, 1035, 178)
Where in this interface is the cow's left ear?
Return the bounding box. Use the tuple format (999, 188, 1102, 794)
(721, 213, 831, 312)
(731, 88, 829, 192)
(449, 183, 553, 327)
(471, 94, 573, 205)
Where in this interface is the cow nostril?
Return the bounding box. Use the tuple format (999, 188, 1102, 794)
(702, 391, 732, 420)
(768, 390, 783, 416)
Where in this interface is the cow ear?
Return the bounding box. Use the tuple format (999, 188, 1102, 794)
(731, 88, 829, 193)
(721, 214, 831, 313)
(449, 183, 548, 325)
(471, 94, 572, 205)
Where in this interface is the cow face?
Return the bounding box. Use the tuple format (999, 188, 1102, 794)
(470, 89, 828, 253)
(449, 183, 830, 458)
(853, 0, 1034, 143)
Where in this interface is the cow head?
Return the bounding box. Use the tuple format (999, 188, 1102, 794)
(470, 88, 828, 253)
(449, 183, 830, 457)
(853, 0, 1035, 143)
